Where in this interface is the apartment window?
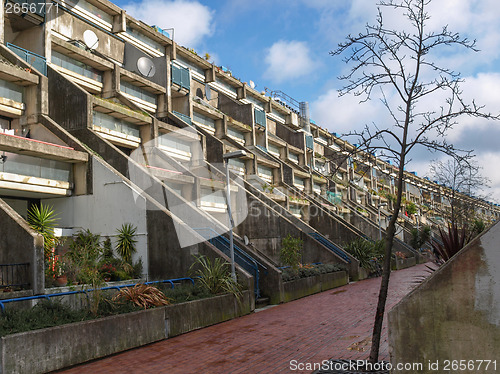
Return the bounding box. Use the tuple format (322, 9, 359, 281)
(93, 111, 140, 138)
(289, 152, 299, 164)
(125, 27, 163, 54)
(294, 176, 305, 190)
(51, 51, 102, 83)
(120, 81, 157, 105)
(257, 165, 273, 183)
(158, 133, 192, 161)
(0, 80, 24, 103)
(268, 143, 280, 157)
(74, 0, 113, 24)
(227, 126, 245, 144)
(0, 151, 71, 182)
(192, 111, 215, 130)
(228, 157, 245, 176)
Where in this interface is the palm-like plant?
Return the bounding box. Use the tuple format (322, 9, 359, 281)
(189, 255, 242, 298)
(27, 203, 58, 258)
(431, 224, 470, 264)
(116, 223, 137, 263)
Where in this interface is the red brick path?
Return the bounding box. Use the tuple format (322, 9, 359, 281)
(59, 264, 430, 374)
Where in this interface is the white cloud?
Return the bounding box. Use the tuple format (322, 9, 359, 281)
(122, 0, 215, 47)
(263, 40, 320, 83)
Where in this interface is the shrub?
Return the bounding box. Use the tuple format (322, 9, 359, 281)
(189, 255, 242, 298)
(112, 284, 172, 309)
(410, 226, 431, 250)
(280, 234, 303, 271)
(281, 263, 344, 281)
(116, 223, 137, 264)
(431, 224, 470, 264)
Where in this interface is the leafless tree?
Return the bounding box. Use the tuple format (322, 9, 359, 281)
(330, 0, 499, 363)
(430, 157, 490, 226)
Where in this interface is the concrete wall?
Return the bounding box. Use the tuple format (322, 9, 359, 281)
(388, 221, 500, 373)
(0, 199, 44, 294)
(47, 157, 149, 274)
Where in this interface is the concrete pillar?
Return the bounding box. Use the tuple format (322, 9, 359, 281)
(112, 10, 126, 33)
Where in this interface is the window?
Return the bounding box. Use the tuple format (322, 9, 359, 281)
(227, 126, 245, 143)
(289, 152, 299, 164)
(51, 51, 102, 82)
(268, 143, 280, 157)
(257, 165, 273, 183)
(125, 27, 163, 54)
(0, 151, 71, 182)
(192, 111, 215, 130)
(93, 111, 140, 138)
(0, 80, 24, 103)
(120, 81, 156, 105)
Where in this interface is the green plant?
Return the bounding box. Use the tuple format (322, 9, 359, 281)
(189, 255, 242, 298)
(116, 223, 137, 264)
(66, 230, 104, 315)
(27, 203, 59, 259)
(410, 226, 431, 250)
(280, 234, 303, 271)
(343, 238, 379, 272)
(431, 224, 470, 264)
(112, 284, 172, 309)
(405, 201, 417, 215)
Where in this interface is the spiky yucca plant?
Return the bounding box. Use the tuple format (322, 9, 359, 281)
(431, 224, 470, 264)
(27, 203, 58, 258)
(189, 255, 242, 298)
(116, 223, 137, 263)
(112, 284, 171, 309)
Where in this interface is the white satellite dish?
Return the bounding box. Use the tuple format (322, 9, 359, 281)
(204, 83, 211, 100)
(249, 80, 255, 89)
(83, 30, 99, 50)
(137, 57, 156, 78)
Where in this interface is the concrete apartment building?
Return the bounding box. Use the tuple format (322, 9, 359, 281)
(1, 0, 499, 303)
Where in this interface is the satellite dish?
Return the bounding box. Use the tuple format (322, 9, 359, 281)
(243, 235, 250, 246)
(83, 30, 99, 50)
(249, 80, 255, 89)
(137, 57, 156, 78)
(204, 83, 211, 100)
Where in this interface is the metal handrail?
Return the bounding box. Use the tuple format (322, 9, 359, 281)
(0, 277, 195, 313)
(308, 232, 351, 263)
(194, 227, 264, 298)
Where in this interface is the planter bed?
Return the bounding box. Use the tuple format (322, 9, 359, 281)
(392, 256, 417, 270)
(282, 271, 348, 303)
(0, 290, 253, 374)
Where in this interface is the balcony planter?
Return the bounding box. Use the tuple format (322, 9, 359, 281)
(282, 271, 348, 303)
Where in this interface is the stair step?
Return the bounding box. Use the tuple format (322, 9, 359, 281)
(256, 297, 270, 308)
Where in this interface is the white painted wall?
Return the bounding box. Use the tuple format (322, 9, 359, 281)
(47, 157, 149, 277)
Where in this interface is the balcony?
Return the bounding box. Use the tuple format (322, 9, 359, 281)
(254, 108, 266, 129)
(0, 151, 74, 197)
(7, 43, 47, 76)
(0, 80, 25, 117)
(172, 111, 192, 125)
(305, 135, 314, 150)
(171, 64, 190, 92)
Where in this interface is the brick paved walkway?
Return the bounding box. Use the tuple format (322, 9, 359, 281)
(59, 264, 430, 374)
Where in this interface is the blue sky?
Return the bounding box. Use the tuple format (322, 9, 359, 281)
(116, 0, 500, 204)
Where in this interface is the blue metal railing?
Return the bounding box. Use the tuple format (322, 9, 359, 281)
(308, 232, 351, 263)
(6, 43, 47, 76)
(0, 263, 30, 290)
(172, 111, 192, 125)
(194, 228, 265, 298)
(305, 135, 314, 150)
(171, 64, 190, 91)
(0, 277, 195, 313)
(254, 108, 266, 128)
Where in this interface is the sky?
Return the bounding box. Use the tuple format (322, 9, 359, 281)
(116, 0, 500, 204)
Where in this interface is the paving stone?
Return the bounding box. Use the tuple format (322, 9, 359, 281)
(57, 264, 431, 374)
